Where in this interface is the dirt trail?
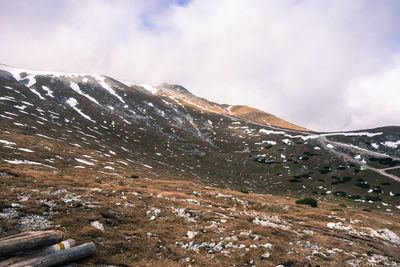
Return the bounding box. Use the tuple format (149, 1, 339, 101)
(318, 136, 400, 183)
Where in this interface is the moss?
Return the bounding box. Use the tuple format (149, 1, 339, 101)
(295, 198, 317, 207)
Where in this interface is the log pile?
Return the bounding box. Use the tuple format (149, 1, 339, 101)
(0, 231, 96, 267)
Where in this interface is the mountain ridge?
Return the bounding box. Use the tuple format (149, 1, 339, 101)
(1, 63, 400, 266)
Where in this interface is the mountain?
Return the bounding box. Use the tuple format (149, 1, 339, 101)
(0, 63, 399, 266)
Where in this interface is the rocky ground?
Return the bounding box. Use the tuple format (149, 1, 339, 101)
(1, 64, 400, 266)
(0, 165, 399, 266)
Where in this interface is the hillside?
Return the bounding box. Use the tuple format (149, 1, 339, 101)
(0, 64, 399, 266)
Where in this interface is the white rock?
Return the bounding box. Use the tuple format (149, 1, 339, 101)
(261, 253, 270, 259)
(261, 243, 272, 250)
(187, 231, 198, 239)
(90, 221, 104, 231)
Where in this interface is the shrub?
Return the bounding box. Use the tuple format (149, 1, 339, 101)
(333, 191, 347, 197)
(330, 209, 343, 212)
(339, 204, 347, 208)
(372, 187, 383, 194)
(130, 174, 139, 179)
(355, 182, 370, 189)
(365, 195, 382, 202)
(240, 188, 249, 194)
(348, 195, 361, 199)
(318, 169, 331, 174)
(295, 198, 317, 207)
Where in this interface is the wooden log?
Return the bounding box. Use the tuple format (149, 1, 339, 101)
(0, 231, 63, 257)
(9, 242, 96, 267)
(0, 239, 75, 266)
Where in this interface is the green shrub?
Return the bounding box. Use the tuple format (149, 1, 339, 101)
(348, 195, 361, 199)
(240, 188, 249, 194)
(333, 191, 347, 197)
(318, 169, 331, 174)
(330, 209, 343, 212)
(372, 187, 383, 194)
(130, 174, 139, 179)
(365, 195, 382, 202)
(355, 182, 370, 189)
(339, 204, 347, 208)
(295, 198, 317, 207)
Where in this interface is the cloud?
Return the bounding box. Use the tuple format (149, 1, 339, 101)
(1, 0, 400, 131)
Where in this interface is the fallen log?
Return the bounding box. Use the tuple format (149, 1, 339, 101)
(0, 231, 63, 257)
(9, 242, 96, 267)
(0, 239, 75, 266)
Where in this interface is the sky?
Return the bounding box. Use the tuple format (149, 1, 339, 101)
(1, 0, 400, 131)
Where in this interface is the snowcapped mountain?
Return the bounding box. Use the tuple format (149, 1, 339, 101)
(1, 63, 400, 201)
(1, 64, 400, 266)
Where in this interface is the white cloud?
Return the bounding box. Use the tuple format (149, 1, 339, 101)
(345, 55, 400, 130)
(1, 0, 399, 131)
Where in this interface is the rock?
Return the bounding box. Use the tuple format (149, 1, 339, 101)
(261, 253, 270, 259)
(11, 203, 21, 208)
(90, 220, 104, 231)
(187, 231, 198, 239)
(16, 214, 52, 231)
(261, 243, 272, 250)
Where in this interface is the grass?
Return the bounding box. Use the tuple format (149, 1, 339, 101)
(295, 198, 317, 207)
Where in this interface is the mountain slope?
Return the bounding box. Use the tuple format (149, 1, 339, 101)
(0, 64, 400, 266)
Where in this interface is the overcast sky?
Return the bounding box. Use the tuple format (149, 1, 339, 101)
(1, 0, 400, 131)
